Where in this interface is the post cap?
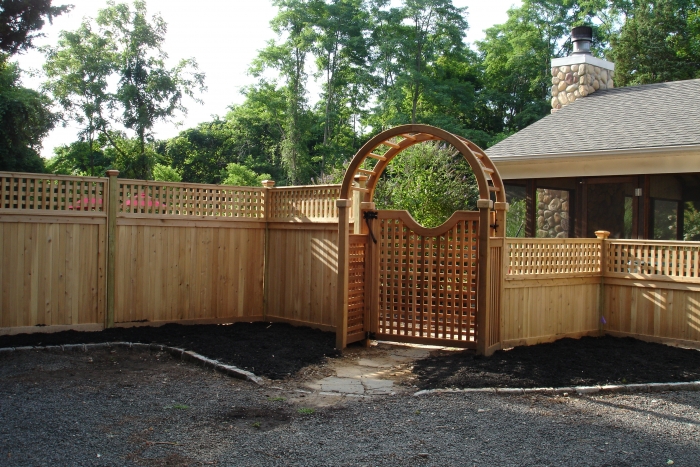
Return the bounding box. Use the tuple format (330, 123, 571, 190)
(261, 180, 276, 188)
(476, 199, 493, 209)
(105, 170, 119, 177)
(594, 230, 610, 239)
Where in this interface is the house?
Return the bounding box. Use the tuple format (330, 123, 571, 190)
(486, 27, 700, 240)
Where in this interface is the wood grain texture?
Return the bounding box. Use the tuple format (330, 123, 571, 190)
(113, 223, 264, 324)
(266, 228, 339, 328)
(603, 283, 700, 344)
(502, 279, 600, 344)
(0, 221, 104, 327)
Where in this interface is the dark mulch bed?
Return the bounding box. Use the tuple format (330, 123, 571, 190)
(413, 336, 700, 389)
(0, 322, 339, 380)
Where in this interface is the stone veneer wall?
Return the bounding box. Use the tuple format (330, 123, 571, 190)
(537, 189, 570, 238)
(551, 63, 614, 110)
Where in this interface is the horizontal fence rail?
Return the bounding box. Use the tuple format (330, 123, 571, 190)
(1, 173, 107, 213)
(605, 240, 700, 283)
(507, 238, 602, 278)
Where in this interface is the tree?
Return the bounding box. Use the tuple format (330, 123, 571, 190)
(371, 0, 472, 127)
(610, 0, 700, 86)
(0, 58, 55, 172)
(476, 0, 611, 134)
(0, 0, 70, 55)
(251, 0, 316, 185)
(43, 21, 115, 176)
(43, 0, 206, 180)
(311, 0, 373, 174)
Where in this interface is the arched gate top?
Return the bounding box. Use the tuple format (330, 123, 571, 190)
(339, 124, 506, 205)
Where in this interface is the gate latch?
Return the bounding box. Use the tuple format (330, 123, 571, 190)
(363, 211, 378, 244)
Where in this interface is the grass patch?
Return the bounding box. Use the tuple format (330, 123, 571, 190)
(297, 408, 314, 415)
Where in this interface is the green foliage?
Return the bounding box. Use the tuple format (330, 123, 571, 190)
(684, 202, 700, 241)
(152, 163, 181, 182)
(610, 0, 700, 86)
(220, 162, 271, 187)
(506, 199, 526, 237)
(0, 58, 55, 172)
(374, 142, 478, 228)
(0, 0, 70, 55)
(46, 140, 110, 176)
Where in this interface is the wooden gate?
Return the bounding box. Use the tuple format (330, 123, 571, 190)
(366, 210, 479, 347)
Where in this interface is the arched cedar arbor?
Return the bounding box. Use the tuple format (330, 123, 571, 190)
(336, 124, 508, 355)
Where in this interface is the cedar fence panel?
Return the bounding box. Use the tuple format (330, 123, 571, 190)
(264, 224, 339, 331)
(502, 238, 602, 347)
(602, 240, 700, 348)
(0, 173, 107, 334)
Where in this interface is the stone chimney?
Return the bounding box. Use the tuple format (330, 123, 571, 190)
(551, 26, 615, 111)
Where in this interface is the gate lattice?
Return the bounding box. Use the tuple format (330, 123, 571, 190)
(372, 211, 479, 347)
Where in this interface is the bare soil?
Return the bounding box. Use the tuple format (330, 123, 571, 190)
(2, 325, 699, 388)
(413, 336, 700, 389)
(0, 322, 339, 380)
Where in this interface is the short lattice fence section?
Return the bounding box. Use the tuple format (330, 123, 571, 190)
(117, 180, 266, 218)
(507, 238, 602, 278)
(1, 173, 107, 212)
(605, 240, 700, 282)
(268, 185, 340, 221)
(376, 211, 479, 346)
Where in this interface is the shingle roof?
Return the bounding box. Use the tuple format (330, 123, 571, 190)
(486, 79, 700, 160)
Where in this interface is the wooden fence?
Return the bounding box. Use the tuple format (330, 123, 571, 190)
(502, 238, 700, 350)
(602, 240, 700, 348)
(0, 172, 342, 335)
(2, 170, 699, 352)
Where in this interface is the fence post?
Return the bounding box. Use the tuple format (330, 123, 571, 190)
(595, 230, 610, 335)
(261, 180, 275, 321)
(105, 170, 119, 328)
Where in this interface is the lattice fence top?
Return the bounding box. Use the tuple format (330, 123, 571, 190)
(117, 180, 266, 218)
(507, 238, 602, 276)
(0, 173, 107, 212)
(605, 240, 700, 281)
(268, 185, 340, 221)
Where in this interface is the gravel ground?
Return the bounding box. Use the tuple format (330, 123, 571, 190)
(1, 349, 699, 467)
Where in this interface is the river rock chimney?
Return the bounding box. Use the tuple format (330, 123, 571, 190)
(551, 26, 615, 111)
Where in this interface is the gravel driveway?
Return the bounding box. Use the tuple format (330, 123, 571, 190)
(1, 348, 699, 467)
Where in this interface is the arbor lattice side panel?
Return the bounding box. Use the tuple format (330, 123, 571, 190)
(347, 235, 368, 343)
(377, 211, 479, 347)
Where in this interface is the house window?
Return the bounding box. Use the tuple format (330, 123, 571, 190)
(652, 199, 678, 240)
(504, 183, 526, 237)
